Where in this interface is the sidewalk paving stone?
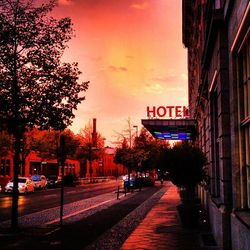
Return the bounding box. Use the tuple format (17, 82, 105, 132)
(121, 184, 202, 250)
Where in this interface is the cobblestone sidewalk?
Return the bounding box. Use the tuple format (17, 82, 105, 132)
(121, 184, 201, 250)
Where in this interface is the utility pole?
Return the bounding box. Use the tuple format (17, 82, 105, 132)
(89, 118, 97, 183)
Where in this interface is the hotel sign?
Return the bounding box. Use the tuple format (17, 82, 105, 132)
(147, 106, 189, 119)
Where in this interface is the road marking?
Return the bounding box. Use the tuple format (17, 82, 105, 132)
(44, 194, 58, 198)
(46, 194, 126, 225)
(66, 190, 77, 194)
(44, 227, 61, 236)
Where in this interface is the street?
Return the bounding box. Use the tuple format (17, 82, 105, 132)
(0, 182, 166, 250)
(0, 180, 122, 222)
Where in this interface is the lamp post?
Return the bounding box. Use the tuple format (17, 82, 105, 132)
(133, 125, 141, 186)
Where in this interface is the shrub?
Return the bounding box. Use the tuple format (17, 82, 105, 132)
(167, 143, 207, 190)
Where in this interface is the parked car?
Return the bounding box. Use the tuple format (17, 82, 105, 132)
(31, 175, 47, 189)
(123, 175, 138, 189)
(46, 175, 62, 188)
(5, 177, 35, 194)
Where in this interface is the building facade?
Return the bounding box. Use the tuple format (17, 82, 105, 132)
(182, 0, 250, 249)
(86, 147, 125, 178)
(0, 151, 80, 178)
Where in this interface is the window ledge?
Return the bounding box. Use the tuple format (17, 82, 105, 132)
(234, 211, 250, 229)
(211, 197, 223, 207)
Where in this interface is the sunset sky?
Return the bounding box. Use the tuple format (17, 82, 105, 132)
(54, 0, 188, 145)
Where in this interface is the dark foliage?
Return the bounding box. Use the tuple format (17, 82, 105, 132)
(166, 143, 207, 189)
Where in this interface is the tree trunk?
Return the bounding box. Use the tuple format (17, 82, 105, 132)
(21, 155, 25, 176)
(11, 23, 20, 230)
(128, 166, 131, 192)
(11, 128, 21, 231)
(89, 159, 93, 182)
(59, 134, 66, 226)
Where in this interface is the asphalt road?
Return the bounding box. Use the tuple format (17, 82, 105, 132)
(0, 180, 122, 222)
(1, 184, 165, 250)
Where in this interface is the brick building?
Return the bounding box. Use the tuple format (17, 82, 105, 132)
(182, 0, 249, 249)
(86, 147, 125, 178)
(1, 146, 124, 181)
(0, 151, 80, 178)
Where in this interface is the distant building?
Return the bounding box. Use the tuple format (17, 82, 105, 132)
(0, 152, 13, 176)
(86, 147, 125, 178)
(1, 146, 125, 180)
(0, 151, 80, 178)
(182, 0, 250, 249)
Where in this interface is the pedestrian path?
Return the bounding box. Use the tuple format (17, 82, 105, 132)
(121, 184, 200, 250)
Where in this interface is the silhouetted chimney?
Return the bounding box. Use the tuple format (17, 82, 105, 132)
(92, 118, 97, 147)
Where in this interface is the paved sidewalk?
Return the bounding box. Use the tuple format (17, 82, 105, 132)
(121, 184, 201, 250)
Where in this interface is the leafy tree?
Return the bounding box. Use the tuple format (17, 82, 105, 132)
(163, 142, 207, 205)
(113, 118, 139, 178)
(0, 130, 13, 157)
(20, 129, 36, 176)
(114, 138, 136, 170)
(62, 129, 80, 158)
(30, 128, 59, 160)
(0, 0, 89, 229)
(134, 128, 169, 174)
(75, 121, 105, 179)
(166, 142, 207, 189)
(114, 138, 137, 187)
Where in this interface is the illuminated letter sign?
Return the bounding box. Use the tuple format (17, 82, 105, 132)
(147, 106, 156, 117)
(146, 106, 189, 119)
(156, 106, 166, 117)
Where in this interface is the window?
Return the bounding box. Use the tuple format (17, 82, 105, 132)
(0, 159, 10, 176)
(203, 118, 206, 151)
(6, 160, 10, 175)
(0, 159, 4, 175)
(238, 36, 250, 208)
(210, 89, 220, 197)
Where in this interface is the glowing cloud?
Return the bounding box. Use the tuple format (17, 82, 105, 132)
(58, 0, 74, 6)
(108, 66, 128, 72)
(130, 1, 148, 10)
(181, 73, 188, 80)
(145, 84, 163, 94)
(53, 0, 188, 144)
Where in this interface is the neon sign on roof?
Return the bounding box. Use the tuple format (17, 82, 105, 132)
(147, 106, 189, 119)
(154, 131, 192, 140)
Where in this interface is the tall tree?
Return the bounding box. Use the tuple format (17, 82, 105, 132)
(75, 121, 105, 179)
(30, 128, 59, 160)
(0, 130, 13, 157)
(133, 128, 168, 174)
(0, 0, 89, 230)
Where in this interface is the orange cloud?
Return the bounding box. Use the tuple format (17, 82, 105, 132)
(54, 0, 188, 144)
(144, 83, 163, 94)
(58, 0, 74, 6)
(130, 1, 149, 10)
(108, 65, 128, 72)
